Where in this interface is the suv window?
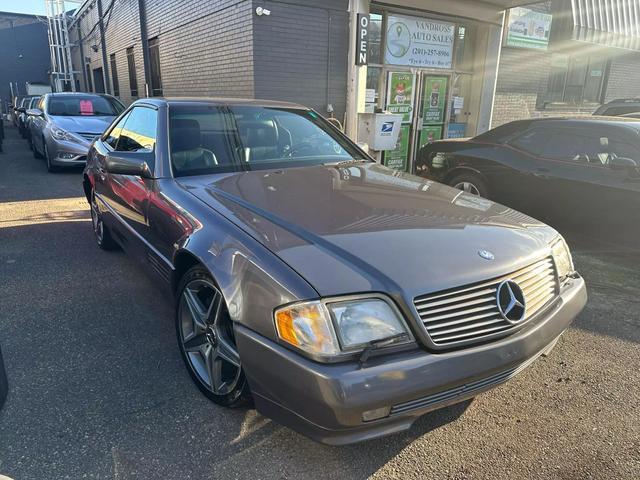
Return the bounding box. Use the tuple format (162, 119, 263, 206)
(116, 107, 157, 152)
(104, 112, 130, 149)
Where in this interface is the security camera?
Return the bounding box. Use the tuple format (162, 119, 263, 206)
(255, 6, 271, 16)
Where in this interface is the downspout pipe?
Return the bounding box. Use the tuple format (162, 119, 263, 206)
(97, 0, 111, 94)
(138, 0, 152, 97)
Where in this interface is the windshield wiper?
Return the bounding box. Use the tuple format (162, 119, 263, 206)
(358, 332, 410, 368)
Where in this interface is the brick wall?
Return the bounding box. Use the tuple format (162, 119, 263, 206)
(252, 0, 349, 119)
(148, 0, 254, 98)
(68, 0, 347, 116)
(492, 47, 551, 126)
(70, 0, 254, 103)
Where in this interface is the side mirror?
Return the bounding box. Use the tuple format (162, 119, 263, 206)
(609, 157, 638, 170)
(105, 151, 153, 178)
(26, 108, 43, 117)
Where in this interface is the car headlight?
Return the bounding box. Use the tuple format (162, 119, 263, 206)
(551, 236, 574, 281)
(51, 125, 81, 143)
(274, 296, 411, 358)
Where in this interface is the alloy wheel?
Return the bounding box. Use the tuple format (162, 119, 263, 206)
(453, 181, 481, 196)
(178, 279, 241, 395)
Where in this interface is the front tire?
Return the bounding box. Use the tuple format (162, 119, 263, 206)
(32, 136, 43, 159)
(176, 266, 250, 407)
(45, 143, 59, 172)
(448, 172, 489, 198)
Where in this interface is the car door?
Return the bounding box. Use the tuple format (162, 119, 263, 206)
(485, 127, 554, 215)
(99, 106, 159, 258)
(584, 130, 640, 241)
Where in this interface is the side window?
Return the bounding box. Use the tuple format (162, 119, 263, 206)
(104, 112, 130, 149)
(116, 107, 158, 152)
(509, 129, 550, 155)
(38, 97, 45, 111)
(608, 138, 640, 164)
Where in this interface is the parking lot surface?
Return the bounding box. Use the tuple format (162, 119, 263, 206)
(0, 123, 639, 479)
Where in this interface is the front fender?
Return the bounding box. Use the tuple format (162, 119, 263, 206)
(170, 197, 318, 343)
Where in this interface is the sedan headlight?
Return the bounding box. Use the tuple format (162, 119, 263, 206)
(51, 125, 81, 144)
(275, 296, 411, 358)
(551, 236, 574, 281)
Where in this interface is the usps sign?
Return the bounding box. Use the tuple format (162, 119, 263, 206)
(356, 14, 369, 65)
(381, 122, 394, 134)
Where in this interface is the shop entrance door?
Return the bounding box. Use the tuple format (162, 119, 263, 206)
(383, 70, 451, 173)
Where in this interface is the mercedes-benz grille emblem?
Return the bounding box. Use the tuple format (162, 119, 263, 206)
(496, 280, 526, 323)
(478, 250, 495, 260)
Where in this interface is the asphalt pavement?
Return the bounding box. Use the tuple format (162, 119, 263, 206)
(0, 123, 638, 479)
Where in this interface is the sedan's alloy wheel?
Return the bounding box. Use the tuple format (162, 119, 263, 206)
(178, 279, 242, 396)
(453, 181, 481, 196)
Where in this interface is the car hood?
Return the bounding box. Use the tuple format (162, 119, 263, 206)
(50, 115, 115, 134)
(179, 163, 558, 298)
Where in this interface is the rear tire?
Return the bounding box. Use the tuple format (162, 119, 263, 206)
(448, 172, 489, 198)
(90, 190, 117, 250)
(176, 266, 251, 408)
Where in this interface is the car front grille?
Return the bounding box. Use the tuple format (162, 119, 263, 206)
(414, 257, 558, 346)
(76, 132, 99, 142)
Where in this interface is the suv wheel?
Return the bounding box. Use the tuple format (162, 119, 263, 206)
(176, 266, 251, 407)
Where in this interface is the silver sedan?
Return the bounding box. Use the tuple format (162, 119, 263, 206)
(28, 92, 125, 172)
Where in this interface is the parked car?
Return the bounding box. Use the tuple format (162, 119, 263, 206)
(29, 92, 125, 172)
(83, 98, 586, 445)
(14, 95, 37, 132)
(10, 96, 26, 126)
(416, 117, 640, 241)
(20, 96, 41, 138)
(593, 98, 640, 116)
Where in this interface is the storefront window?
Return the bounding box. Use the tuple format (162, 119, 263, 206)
(546, 54, 606, 104)
(454, 24, 477, 72)
(365, 66, 383, 112)
(368, 13, 383, 65)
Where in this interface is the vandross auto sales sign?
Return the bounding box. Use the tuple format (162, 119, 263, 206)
(385, 14, 454, 69)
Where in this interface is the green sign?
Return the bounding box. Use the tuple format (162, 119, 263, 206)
(385, 124, 410, 171)
(506, 7, 552, 50)
(422, 76, 447, 124)
(386, 72, 415, 123)
(419, 125, 442, 150)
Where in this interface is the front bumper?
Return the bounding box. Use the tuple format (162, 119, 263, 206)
(236, 275, 587, 445)
(46, 136, 91, 166)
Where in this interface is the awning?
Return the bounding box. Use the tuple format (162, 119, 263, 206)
(551, 0, 640, 51)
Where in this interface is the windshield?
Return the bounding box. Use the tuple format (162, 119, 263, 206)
(169, 105, 367, 177)
(48, 95, 125, 117)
